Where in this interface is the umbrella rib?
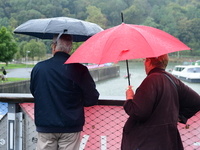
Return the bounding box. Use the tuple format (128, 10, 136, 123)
(98, 26, 120, 64)
(43, 19, 52, 33)
(98, 35, 113, 64)
(79, 21, 89, 36)
(130, 26, 157, 57)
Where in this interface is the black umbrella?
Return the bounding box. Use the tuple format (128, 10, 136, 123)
(14, 17, 104, 42)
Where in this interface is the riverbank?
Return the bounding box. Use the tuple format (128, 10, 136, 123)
(169, 57, 200, 63)
(127, 56, 200, 63)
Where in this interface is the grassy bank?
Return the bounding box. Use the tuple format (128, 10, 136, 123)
(0, 78, 29, 84)
(0, 63, 35, 70)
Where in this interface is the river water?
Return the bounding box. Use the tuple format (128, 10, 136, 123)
(95, 61, 200, 98)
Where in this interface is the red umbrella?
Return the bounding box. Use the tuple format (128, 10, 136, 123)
(65, 23, 191, 85)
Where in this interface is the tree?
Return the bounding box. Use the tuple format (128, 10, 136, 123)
(0, 26, 18, 65)
(37, 42, 47, 60)
(86, 5, 107, 29)
(0, 0, 199, 58)
(23, 39, 46, 62)
(0, 7, 5, 18)
(62, 8, 71, 17)
(147, 0, 169, 7)
(70, 42, 83, 55)
(0, 17, 9, 27)
(187, 18, 200, 55)
(9, 17, 18, 28)
(123, 4, 147, 24)
(15, 41, 28, 61)
(73, 0, 88, 19)
(177, 19, 191, 42)
(142, 16, 160, 28)
(19, 41, 28, 57)
(96, 0, 128, 26)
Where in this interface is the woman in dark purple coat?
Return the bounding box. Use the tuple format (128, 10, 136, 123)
(121, 54, 200, 150)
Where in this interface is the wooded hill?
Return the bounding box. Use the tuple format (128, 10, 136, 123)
(0, 0, 200, 56)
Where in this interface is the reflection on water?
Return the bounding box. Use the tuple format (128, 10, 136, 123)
(96, 61, 200, 97)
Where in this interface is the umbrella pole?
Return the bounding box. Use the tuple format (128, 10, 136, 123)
(122, 12, 130, 86)
(126, 60, 131, 85)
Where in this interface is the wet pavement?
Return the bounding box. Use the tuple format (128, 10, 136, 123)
(7, 68, 32, 78)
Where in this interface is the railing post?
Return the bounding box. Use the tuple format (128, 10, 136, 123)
(7, 103, 23, 150)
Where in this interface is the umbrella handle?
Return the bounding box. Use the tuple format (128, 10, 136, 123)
(126, 60, 131, 85)
(56, 29, 68, 44)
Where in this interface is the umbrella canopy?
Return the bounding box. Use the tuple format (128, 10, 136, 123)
(65, 23, 191, 85)
(65, 23, 191, 64)
(14, 17, 104, 42)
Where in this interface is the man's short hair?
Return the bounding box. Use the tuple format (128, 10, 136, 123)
(148, 54, 169, 69)
(53, 34, 73, 53)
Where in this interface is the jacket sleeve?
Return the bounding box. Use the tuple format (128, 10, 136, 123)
(80, 67, 99, 107)
(178, 81, 200, 123)
(124, 77, 156, 122)
(30, 66, 36, 96)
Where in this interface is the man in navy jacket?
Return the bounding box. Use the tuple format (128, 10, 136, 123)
(30, 34, 99, 150)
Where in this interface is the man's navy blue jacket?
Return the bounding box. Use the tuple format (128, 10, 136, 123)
(30, 52, 99, 133)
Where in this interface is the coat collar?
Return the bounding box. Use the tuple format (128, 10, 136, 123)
(54, 51, 70, 58)
(148, 67, 165, 75)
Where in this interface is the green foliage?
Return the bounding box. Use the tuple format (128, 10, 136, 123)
(23, 39, 46, 61)
(187, 18, 200, 52)
(95, 0, 129, 26)
(0, 0, 199, 57)
(19, 41, 28, 58)
(142, 17, 160, 28)
(0, 78, 29, 84)
(123, 5, 139, 24)
(86, 5, 107, 29)
(177, 18, 200, 55)
(0, 17, 9, 27)
(0, 26, 18, 65)
(70, 42, 83, 55)
(1, 63, 35, 69)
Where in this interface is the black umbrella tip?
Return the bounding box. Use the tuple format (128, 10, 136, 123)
(121, 12, 124, 23)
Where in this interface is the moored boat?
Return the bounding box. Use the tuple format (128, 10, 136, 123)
(171, 61, 200, 83)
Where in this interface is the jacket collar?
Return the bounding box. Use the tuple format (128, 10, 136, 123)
(148, 67, 165, 75)
(54, 51, 70, 59)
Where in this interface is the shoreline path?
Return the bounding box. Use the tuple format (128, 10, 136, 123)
(7, 68, 32, 78)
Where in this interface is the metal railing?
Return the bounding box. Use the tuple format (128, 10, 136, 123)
(0, 93, 200, 150)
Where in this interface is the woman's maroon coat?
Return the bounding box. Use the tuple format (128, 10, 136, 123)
(121, 68, 200, 150)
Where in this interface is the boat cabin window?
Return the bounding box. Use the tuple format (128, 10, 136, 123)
(187, 68, 200, 73)
(174, 67, 185, 71)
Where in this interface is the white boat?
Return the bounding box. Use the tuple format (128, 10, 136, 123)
(171, 61, 200, 83)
